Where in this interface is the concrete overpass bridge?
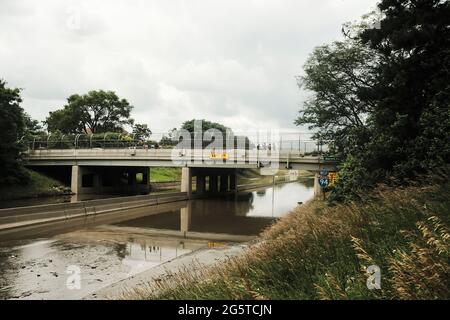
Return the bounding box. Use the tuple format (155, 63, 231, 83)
(23, 148, 337, 198)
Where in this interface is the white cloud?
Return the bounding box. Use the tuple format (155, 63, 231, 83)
(0, 0, 380, 134)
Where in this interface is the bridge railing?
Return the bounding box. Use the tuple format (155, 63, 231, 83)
(24, 132, 331, 156)
(26, 139, 328, 155)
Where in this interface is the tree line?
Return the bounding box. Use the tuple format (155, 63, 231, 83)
(296, 0, 450, 201)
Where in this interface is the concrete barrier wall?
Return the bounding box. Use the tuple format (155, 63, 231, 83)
(0, 192, 188, 226)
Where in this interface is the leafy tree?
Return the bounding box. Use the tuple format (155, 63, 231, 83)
(45, 106, 83, 134)
(358, 0, 450, 178)
(295, 38, 379, 159)
(23, 113, 45, 138)
(132, 123, 152, 142)
(160, 128, 178, 146)
(181, 119, 229, 135)
(297, 0, 450, 201)
(45, 90, 134, 134)
(0, 80, 29, 185)
(180, 119, 233, 148)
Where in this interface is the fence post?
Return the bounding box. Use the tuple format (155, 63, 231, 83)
(47, 133, 52, 149)
(75, 134, 81, 149)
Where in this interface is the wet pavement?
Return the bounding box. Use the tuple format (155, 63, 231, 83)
(0, 179, 313, 299)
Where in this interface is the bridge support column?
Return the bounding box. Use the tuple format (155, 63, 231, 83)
(143, 167, 151, 192)
(196, 174, 206, 195)
(314, 173, 323, 198)
(128, 170, 136, 186)
(71, 165, 102, 194)
(71, 165, 82, 194)
(220, 174, 228, 192)
(181, 167, 192, 198)
(209, 175, 218, 193)
(229, 170, 237, 194)
(94, 174, 102, 193)
(180, 202, 192, 234)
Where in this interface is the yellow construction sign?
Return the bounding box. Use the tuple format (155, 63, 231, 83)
(209, 152, 228, 160)
(328, 172, 338, 185)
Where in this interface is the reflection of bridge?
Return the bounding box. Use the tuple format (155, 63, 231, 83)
(23, 148, 337, 198)
(0, 192, 274, 242)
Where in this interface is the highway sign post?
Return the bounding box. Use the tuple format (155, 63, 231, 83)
(319, 176, 329, 189)
(318, 170, 330, 200)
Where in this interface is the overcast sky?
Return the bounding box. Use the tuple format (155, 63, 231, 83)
(1, 0, 379, 134)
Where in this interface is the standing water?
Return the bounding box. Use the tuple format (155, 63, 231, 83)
(0, 179, 313, 299)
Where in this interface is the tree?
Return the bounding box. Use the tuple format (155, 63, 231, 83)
(45, 106, 84, 134)
(132, 123, 152, 142)
(22, 113, 45, 139)
(295, 38, 379, 159)
(181, 119, 229, 135)
(181, 119, 232, 148)
(296, 1, 450, 201)
(0, 80, 29, 185)
(358, 0, 450, 178)
(160, 128, 178, 146)
(45, 90, 134, 134)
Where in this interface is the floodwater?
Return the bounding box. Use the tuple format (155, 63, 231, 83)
(0, 193, 139, 209)
(0, 179, 313, 300)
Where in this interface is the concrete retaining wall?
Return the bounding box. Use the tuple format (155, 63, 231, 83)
(0, 192, 187, 227)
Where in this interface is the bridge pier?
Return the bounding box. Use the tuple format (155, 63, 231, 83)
(71, 165, 82, 195)
(71, 165, 102, 194)
(230, 171, 237, 193)
(196, 174, 206, 194)
(313, 172, 324, 198)
(180, 201, 192, 234)
(181, 167, 192, 198)
(220, 174, 228, 193)
(181, 168, 238, 198)
(209, 174, 218, 194)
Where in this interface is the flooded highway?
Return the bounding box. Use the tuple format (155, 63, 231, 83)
(0, 179, 313, 299)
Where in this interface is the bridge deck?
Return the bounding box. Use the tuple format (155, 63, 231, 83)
(24, 148, 337, 171)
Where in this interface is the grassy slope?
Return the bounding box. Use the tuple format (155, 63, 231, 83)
(129, 175, 449, 300)
(150, 167, 182, 183)
(0, 169, 65, 201)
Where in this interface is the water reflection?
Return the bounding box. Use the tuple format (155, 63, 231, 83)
(0, 179, 314, 299)
(123, 241, 191, 264)
(0, 234, 204, 300)
(244, 179, 314, 217)
(119, 238, 194, 274)
(115, 180, 314, 236)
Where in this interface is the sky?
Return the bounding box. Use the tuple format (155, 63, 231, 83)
(0, 0, 380, 135)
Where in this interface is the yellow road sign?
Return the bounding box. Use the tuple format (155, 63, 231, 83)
(209, 152, 228, 160)
(328, 172, 338, 185)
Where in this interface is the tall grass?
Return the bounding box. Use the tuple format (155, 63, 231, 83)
(125, 172, 450, 300)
